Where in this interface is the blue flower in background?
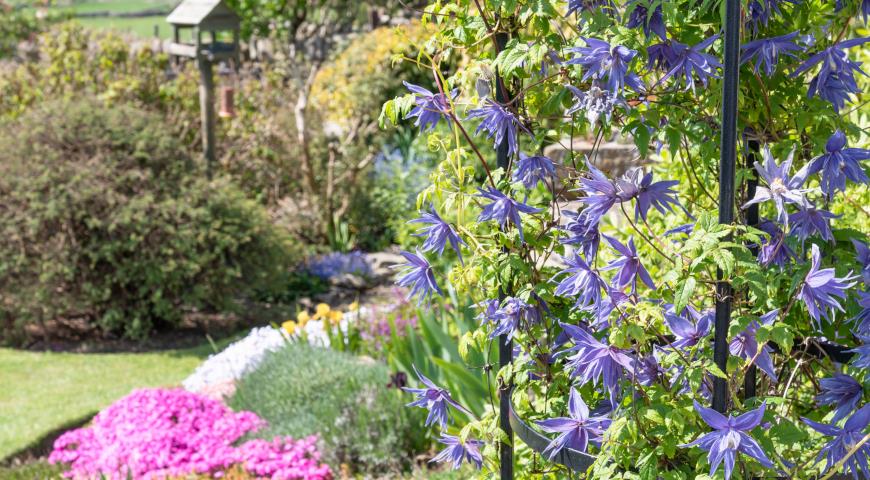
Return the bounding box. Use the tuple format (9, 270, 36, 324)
(817, 373, 864, 423)
(560, 210, 601, 262)
(682, 401, 774, 480)
(808, 130, 870, 197)
(790, 205, 838, 242)
(409, 206, 466, 263)
(395, 250, 443, 304)
(602, 235, 656, 292)
(431, 434, 484, 470)
(729, 309, 779, 381)
(577, 161, 621, 228)
(746, 0, 799, 33)
(566, 38, 645, 94)
(803, 404, 870, 479)
(561, 322, 635, 405)
(403, 365, 471, 430)
(757, 220, 796, 268)
(514, 153, 556, 189)
(477, 186, 542, 243)
(403, 81, 457, 132)
(536, 388, 610, 458)
(616, 168, 682, 221)
(741, 147, 810, 225)
(306, 251, 373, 280)
(626, 0, 666, 40)
(793, 38, 870, 112)
(799, 244, 857, 326)
(553, 252, 606, 309)
(741, 32, 803, 77)
(657, 36, 722, 92)
(466, 100, 526, 157)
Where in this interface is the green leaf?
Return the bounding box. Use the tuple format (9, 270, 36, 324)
(674, 277, 696, 314)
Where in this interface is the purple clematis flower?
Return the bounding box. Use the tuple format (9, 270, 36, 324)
(790, 205, 839, 242)
(854, 239, 870, 285)
(634, 352, 665, 386)
(403, 81, 458, 132)
(746, 0, 799, 33)
(729, 309, 779, 381)
(657, 36, 723, 92)
(626, 0, 666, 40)
(560, 210, 601, 262)
(489, 296, 541, 342)
(477, 186, 542, 243)
(403, 365, 471, 429)
(553, 252, 606, 309)
(616, 168, 682, 221)
(565, 84, 622, 125)
(666, 222, 696, 237)
(817, 373, 864, 423)
(803, 404, 870, 479)
(410, 206, 466, 263)
(740, 32, 803, 77)
(808, 130, 870, 197)
(664, 306, 713, 350)
(757, 219, 797, 268)
(466, 99, 526, 157)
(793, 38, 870, 112)
(536, 388, 610, 458)
(800, 244, 858, 326)
(647, 41, 678, 72)
(577, 161, 621, 227)
(850, 336, 870, 371)
(395, 250, 443, 304)
(854, 291, 870, 336)
(602, 235, 656, 292)
(741, 146, 811, 225)
(430, 434, 484, 470)
(474, 298, 501, 325)
(561, 322, 635, 405)
(514, 153, 556, 189)
(565, 38, 645, 94)
(681, 401, 774, 480)
(566, 0, 618, 16)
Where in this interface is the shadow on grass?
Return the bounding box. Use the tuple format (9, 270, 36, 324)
(0, 410, 96, 466)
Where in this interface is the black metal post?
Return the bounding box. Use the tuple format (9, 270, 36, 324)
(713, 0, 742, 413)
(495, 30, 514, 480)
(743, 135, 760, 399)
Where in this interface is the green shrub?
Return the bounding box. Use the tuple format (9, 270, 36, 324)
(229, 342, 427, 475)
(0, 98, 299, 342)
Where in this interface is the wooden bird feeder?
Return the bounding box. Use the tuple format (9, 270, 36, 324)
(166, 0, 241, 177)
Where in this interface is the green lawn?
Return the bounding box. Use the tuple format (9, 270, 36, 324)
(75, 15, 168, 38)
(0, 337, 233, 460)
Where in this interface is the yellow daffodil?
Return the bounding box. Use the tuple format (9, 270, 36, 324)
(296, 310, 310, 325)
(328, 310, 343, 324)
(313, 303, 331, 319)
(281, 320, 297, 336)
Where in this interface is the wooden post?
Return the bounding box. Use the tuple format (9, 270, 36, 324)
(198, 56, 216, 179)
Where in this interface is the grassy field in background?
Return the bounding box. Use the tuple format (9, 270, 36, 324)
(14, 0, 173, 38)
(0, 336, 236, 460)
(76, 15, 168, 38)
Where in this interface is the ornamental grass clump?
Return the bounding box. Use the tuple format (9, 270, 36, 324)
(49, 388, 332, 480)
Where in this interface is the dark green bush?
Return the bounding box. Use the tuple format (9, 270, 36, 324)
(229, 342, 427, 475)
(0, 98, 299, 342)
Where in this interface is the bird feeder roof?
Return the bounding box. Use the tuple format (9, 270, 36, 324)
(166, 0, 240, 30)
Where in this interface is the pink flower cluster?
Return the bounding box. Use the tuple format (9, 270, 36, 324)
(49, 388, 332, 480)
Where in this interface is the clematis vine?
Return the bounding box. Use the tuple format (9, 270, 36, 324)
(403, 366, 471, 430)
(655, 36, 722, 92)
(489, 296, 542, 342)
(514, 153, 556, 189)
(855, 239, 870, 285)
(536, 388, 610, 458)
(565, 38, 645, 94)
(757, 219, 797, 268)
(793, 38, 870, 112)
(477, 186, 542, 243)
(431, 434, 484, 470)
(729, 309, 779, 381)
(410, 206, 466, 263)
(577, 161, 621, 226)
(602, 235, 656, 292)
(561, 322, 635, 405)
(616, 168, 682, 221)
(681, 401, 774, 480)
(625, 0, 666, 40)
(553, 252, 606, 309)
(740, 32, 803, 77)
(395, 250, 442, 304)
(664, 305, 712, 350)
(790, 205, 838, 242)
(466, 99, 526, 157)
(560, 210, 601, 262)
(816, 373, 863, 423)
(565, 84, 622, 124)
(803, 404, 870, 479)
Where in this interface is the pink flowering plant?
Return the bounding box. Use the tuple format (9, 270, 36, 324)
(49, 388, 332, 480)
(381, 0, 870, 478)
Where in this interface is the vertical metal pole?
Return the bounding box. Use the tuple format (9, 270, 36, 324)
(743, 134, 760, 399)
(198, 57, 216, 179)
(713, 0, 742, 413)
(495, 30, 514, 480)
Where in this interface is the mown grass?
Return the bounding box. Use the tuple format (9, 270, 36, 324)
(0, 336, 237, 460)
